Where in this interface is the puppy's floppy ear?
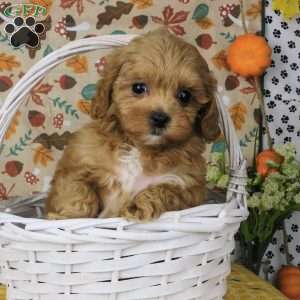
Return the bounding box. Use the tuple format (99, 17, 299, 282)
(91, 48, 124, 119)
(195, 73, 221, 142)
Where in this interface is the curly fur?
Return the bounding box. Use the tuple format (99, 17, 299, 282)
(46, 28, 220, 221)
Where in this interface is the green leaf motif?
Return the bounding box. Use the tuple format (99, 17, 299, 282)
(240, 128, 258, 147)
(220, 32, 236, 42)
(0, 144, 5, 156)
(192, 4, 209, 21)
(99, 0, 110, 5)
(51, 97, 79, 119)
(0, 31, 8, 42)
(81, 84, 97, 101)
(111, 30, 126, 35)
(7, 129, 32, 157)
(212, 140, 226, 153)
(43, 45, 54, 57)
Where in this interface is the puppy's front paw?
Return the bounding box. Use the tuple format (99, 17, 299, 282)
(120, 193, 163, 222)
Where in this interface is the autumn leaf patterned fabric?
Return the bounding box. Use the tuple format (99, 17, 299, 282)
(0, 0, 262, 199)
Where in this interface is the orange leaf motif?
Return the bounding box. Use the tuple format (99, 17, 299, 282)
(163, 5, 174, 21)
(129, 0, 153, 9)
(229, 102, 248, 130)
(169, 11, 189, 24)
(240, 87, 256, 94)
(4, 111, 21, 140)
(151, 6, 189, 36)
(30, 82, 53, 106)
(77, 99, 91, 115)
(33, 145, 54, 167)
(66, 55, 88, 73)
(196, 17, 214, 29)
(246, 2, 261, 20)
(0, 53, 20, 71)
(60, 0, 84, 15)
(211, 50, 230, 71)
(35, 83, 53, 94)
(27, 0, 53, 13)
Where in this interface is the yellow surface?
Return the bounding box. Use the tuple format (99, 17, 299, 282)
(225, 264, 288, 300)
(0, 264, 288, 300)
(0, 285, 4, 300)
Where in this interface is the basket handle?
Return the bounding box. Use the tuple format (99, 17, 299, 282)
(0, 34, 245, 174)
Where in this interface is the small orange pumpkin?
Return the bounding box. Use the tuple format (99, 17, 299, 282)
(256, 149, 284, 178)
(277, 266, 300, 300)
(227, 33, 272, 77)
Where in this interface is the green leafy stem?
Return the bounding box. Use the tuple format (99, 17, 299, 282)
(219, 32, 236, 42)
(240, 127, 258, 147)
(51, 97, 79, 119)
(7, 129, 32, 157)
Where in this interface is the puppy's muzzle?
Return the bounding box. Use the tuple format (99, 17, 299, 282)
(149, 111, 170, 132)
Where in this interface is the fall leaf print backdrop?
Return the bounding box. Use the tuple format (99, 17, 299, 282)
(0, 0, 262, 198)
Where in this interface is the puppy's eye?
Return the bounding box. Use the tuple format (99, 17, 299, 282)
(132, 83, 148, 95)
(177, 89, 192, 106)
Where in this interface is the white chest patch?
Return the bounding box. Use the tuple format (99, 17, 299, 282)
(117, 147, 185, 198)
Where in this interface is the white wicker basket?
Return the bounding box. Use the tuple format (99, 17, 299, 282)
(0, 35, 248, 300)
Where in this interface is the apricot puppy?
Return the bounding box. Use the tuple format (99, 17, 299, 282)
(46, 29, 220, 221)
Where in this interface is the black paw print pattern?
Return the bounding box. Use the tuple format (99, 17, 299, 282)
(262, 214, 300, 282)
(273, 29, 281, 38)
(287, 125, 295, 132)
(280, 55, 288, 64)
(264, 2, 300, 156)
(291, 224, 299, 232)
(275, 127, 283, 135)
(288, 41, 296, 48)
(280, 70, 288, 79)
(266, 250, 274, 259)
(4, 16, 45, 48)
(287, 234, 294, 242)
(267, 100, 276, 109)
(271, 76, 279, 85)
(284, 84, 292, 93)
(283, 135, 291, 143)
(264, 89, 271, 97)
(265, 15, 273, 24)
(290, 63, 299, 71)
(273, 45, 281, 54)
(281, 115, 289, 123)
(281, 21, 289, 30)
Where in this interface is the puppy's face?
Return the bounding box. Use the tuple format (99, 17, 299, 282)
(92, 29, 220, 148)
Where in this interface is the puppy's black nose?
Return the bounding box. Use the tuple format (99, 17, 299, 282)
(149, 111, 170, 129)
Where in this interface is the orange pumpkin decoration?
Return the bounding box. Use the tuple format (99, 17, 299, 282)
(277, 266, 300, 300)
(256, 149, 284, 178)
(227, 34, 272, 77)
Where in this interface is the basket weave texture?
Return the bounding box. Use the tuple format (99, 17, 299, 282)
(0, 35, 248, 300)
